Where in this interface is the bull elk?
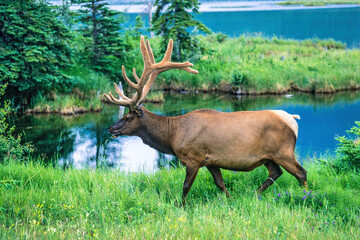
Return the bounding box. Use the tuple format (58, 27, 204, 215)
(104, 36, 307, 205)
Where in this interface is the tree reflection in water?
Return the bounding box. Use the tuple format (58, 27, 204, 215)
(13, 91, 360, 171)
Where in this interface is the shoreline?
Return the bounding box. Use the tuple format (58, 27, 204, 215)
(25, 88, 360, 115)
(65, 1, 360, 13)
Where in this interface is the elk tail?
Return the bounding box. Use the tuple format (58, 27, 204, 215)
(292, 114, 300, 120)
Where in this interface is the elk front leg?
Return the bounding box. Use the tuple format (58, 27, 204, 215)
(182, 162, 200, 206)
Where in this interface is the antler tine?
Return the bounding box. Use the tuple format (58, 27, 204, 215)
(162, 39, 173, 62)
(146, 39, 155, 64)
(133, 68, 140, 83)
(138, 72, 159, 104)
(122, 66, 138, 89)
(114, 82, 131, 101)
(183, 67, 199, 74)
(136, 39, 173, 104)
(104, 91, 131, 106)
(140, 36, 152, 74)
(103, 35, 199, 109)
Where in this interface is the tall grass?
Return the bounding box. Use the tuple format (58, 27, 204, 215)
(29, 35, 360, 112)
(1, 159, 359, 239)
(153, 35, 360, 94)
(29, 63, 113, 114)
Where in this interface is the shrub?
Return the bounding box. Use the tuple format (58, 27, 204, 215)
(334, 121, 360, 172)
(216, 33, 228, 43)
(0, 84, 33, 161)
(232, 70, 249, 87)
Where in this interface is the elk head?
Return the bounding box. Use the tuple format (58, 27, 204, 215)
(104, 36, 198, 138)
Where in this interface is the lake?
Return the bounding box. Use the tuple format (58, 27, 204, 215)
(14, 91, 360, 172)
(127, 6, 360, 48)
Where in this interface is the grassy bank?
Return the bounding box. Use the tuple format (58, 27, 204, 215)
(28, 36, 360, 113)
(154, 35, 360, 94)
(278, 0, 360, 6)
(1, 160, 359, 239)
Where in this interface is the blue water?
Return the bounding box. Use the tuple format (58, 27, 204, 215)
(15, 92, 360, 170)
(128, 7, 360, 47)
(263, 98, 360, 159)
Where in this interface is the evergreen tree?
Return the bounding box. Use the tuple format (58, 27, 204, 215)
(133, 15, 145, 39)
(151, 0, 211, 61)
(0, 0, 73, 101)
(74, 0, 126, 78)
(56, 0, 77, 28)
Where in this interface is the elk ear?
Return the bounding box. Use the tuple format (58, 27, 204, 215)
(135, 106, 143, 117)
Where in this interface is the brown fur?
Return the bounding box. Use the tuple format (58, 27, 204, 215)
(109, 106, 307, 205)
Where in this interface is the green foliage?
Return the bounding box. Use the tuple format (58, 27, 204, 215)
(334, 122, 360, 171)
(0, 84, 33, 162)
(0, 0, 73, 99)
(55, 0, 79, 28)
(154, 35, 360, 93)
(133, 15, 145, 39)
(232, 70, 249, 87)
(74, 0, 127, 79)
(212, 32, 228, 43)
(152, 0, 211, 61)
(0, 160, 359, 238)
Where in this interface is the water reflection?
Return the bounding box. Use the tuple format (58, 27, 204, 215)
(14, 91, 360, 171)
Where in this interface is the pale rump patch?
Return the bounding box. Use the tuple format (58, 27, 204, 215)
(270, 110, 300, 138)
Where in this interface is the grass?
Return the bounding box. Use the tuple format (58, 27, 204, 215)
(152, 35, 360, 94)
(28, 35, 360, 113)
(28, 64, 113, 115)
(0, 159, 359, 239)
(278, 0, 360, 6)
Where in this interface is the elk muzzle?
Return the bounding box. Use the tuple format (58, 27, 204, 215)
(108, 125, 123, 138)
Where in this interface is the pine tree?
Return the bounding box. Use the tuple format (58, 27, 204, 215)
(151, 0, 211, 61)
(133, 15, 145, 39)
(75, 0, 126, 78)
(0, 0, 73, 101)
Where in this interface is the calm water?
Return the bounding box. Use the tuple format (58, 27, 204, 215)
(129, 7, 360, 47)
(14, 92, 360, 172)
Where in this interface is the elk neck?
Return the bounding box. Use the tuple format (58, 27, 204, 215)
(134, 107, 176, 155)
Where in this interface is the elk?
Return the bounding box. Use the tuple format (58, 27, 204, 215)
(104, 36, 307, 205)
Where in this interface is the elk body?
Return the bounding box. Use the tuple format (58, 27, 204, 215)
(104, 36, 307, 205)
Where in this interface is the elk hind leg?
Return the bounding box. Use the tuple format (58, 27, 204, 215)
(206, 166, 231, 198)
(277, 156, 307, 188)
(257, 160, 283, 193)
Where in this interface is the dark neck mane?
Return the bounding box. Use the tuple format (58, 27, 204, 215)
(134, 108, 176, 155)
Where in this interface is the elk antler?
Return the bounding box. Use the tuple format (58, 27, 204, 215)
(104, 36, 198, 110)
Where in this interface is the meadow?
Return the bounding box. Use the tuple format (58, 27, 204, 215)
(1, 158, 359, 239)
(156, 35, 360, 94)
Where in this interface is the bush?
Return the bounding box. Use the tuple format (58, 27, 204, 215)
(232, 70, 249, 87)
(334, 121, 360, 171)
(0, 84, 33, 161)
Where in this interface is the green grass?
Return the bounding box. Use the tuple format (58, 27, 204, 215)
(29, 64, 114, 115)
(1, 159, 359, 239)
(28, 35, 360, 112)
(278, 0, 360, 6)
(146, 35, 360, 94)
